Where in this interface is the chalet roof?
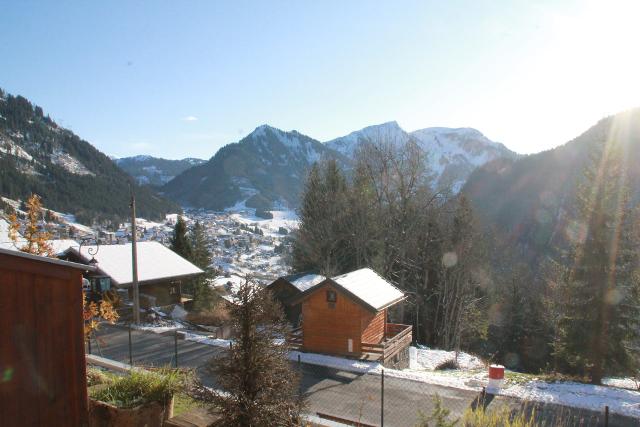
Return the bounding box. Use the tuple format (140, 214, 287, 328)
(48, 239, 79, 256)
(0, 247, 96, 272)
(66, 241, 203, 286)
(331, 268, 406, 311)
(272, 272, 326, 292)
(290, 267, 406, 312)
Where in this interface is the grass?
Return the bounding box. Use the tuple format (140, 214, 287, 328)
(88, 368, 189, 409)
(173, 392, 202, 416)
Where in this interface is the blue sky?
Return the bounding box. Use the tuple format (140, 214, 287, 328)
(2, 1, 639, 159)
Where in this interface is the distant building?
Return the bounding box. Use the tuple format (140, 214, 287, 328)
(266, 272, 326, 326)
(64, 241, 203, 307)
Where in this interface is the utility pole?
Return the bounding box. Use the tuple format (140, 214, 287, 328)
(130, 185, 141, 325)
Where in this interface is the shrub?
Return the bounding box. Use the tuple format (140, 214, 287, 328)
(86, 368, 112, 387)
(435, 359, 460, 370)
(186, 302, 230, 326)
(462, 406, 538, 427)
(89, 369, 188, 408)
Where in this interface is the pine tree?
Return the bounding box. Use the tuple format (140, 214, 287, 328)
(292, 160, 349, 275)
(554, 140, 640, 383)
(170, 216, 192, 260)
(189, 220, 216, 311)
(195, 278, 304, 426)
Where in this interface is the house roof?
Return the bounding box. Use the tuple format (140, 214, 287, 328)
(0, 247, 96, 272)
(331, 268, 406, 311)
(48, 239, 79, 256)
(291, 267, 406, 312)
(66, 241, 203, 286)
(269, 272, 326, 293)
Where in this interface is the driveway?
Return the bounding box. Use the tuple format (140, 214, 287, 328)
(92, 324, 635, 427)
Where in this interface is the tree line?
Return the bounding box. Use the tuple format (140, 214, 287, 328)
(292, 137, 640, 384)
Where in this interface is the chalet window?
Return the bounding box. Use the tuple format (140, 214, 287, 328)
(326, 290, 337, 303)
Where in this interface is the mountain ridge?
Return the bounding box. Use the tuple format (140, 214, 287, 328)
(0, 89, 179, 223)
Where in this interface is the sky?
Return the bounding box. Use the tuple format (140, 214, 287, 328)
(1, 0, 640, 159)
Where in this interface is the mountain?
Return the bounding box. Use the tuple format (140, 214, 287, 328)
(326, 121, 518, 191)
(164, 122, 516, 210)
(0, 89, 179, 223)
(115, 155, 205, 187)
(162, 125, 349, 210)
(462, 108, 640, 262)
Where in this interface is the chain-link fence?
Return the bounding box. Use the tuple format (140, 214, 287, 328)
(89, 324, 625, 427)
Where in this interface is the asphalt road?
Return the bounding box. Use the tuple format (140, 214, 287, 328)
(92, 324, 636, 427)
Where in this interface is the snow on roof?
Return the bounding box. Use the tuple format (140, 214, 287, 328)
(287, 273, 326, 292)
(47, 239, 79, 256)
(69, 241, 203, 286)
(331, 268, 405, 311)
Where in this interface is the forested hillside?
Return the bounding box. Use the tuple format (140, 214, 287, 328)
(162, 125, 349, 210)
(0, 89, 178, 223)
(115, 155, 205, 187)
(463, 109, 640, 267)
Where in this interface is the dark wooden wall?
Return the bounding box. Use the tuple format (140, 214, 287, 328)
(0, 253, 88, 426)
(267, 279, 302, 326)
(301, 283, 385, 356)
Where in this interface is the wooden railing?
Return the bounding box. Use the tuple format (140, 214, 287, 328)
(287, 326, 303, 350)
(361, 323, 412, 362)
(285, 323, 412, 361)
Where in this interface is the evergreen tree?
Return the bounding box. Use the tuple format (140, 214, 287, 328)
(554, 140, 640, 383)
(195, 278, 304, 426)
(170, 216, 192, 260)
(189, 220, 216, 311)
(292, 160, 349, 275)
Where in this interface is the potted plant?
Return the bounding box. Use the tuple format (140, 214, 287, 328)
(87, 368, 188, 427)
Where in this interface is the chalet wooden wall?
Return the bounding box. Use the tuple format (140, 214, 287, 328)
(301, 283, 386, 356)
(0, 253, 88, 426)
(361, 309, 386, 344)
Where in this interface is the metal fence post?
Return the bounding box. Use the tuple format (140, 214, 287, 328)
(381, 368, 385, 427)
(128, 325, 133, 366)
(605, 405, 609, 427)
(298, 354, 301, 368)
(174, 330, 178, 368)
(87, 334, 92, 354)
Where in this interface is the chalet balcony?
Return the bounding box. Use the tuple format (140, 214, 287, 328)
(287, 323, 413, 364)
(361, 323, 413, 363)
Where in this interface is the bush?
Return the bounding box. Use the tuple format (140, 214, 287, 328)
(462, 406, 538, 427)
(89, 369, 188, 408)
(87, 368, 112, 387)
(186, 302, 230, 326)
(435, 359, 460, 370)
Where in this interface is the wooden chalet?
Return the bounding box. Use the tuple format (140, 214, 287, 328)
(266, 272, 326, 326)
(64, 241, 203, 307)
(288, 268, 413, 369)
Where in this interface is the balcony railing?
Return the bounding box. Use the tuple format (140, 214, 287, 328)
(360, 323, 413, 362)
(287, 323, 412, 362)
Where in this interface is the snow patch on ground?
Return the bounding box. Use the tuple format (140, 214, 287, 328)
(50, 149, 95, 176)
(181, 331, 232, 348)
(413, 346, 485, 371)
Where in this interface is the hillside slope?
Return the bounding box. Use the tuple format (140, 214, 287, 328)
(162, 125, 348, 210)
(462, 108, 640, 261)
(0, 89, 178, 223)
(115, 155, 205, 186)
